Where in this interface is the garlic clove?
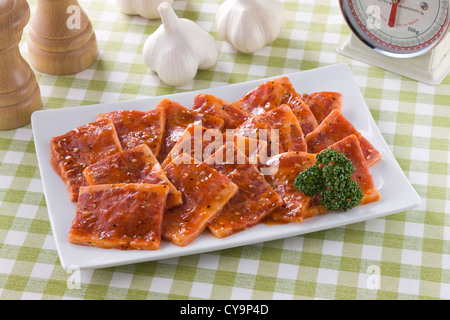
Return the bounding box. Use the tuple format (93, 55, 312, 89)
(142, 2, 218, 86)
(116, 0, 174, 20)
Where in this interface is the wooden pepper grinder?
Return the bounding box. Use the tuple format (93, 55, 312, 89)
(0, 0, 42, 131)
(27, 0, 98, 75)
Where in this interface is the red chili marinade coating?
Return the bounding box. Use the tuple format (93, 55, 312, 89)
(262, 151, 317, 222)
(205, 143, 283, 238)
(160, 124, 223, 168)
(305, 109, 381, 167)
(83, 144, 182, 209)
(232, 104, 307, 156)
(97, 108, 165, 158)
(304, 134, 380, 218)
(302, 91, 343, 124)
(156, 98, 224, 162)
(230, 77, 318, 135)
(161, 123, 269, 168)
(68, 183, 169, 250)
(50, 118, 123, 202)
(192, 94, 250, 130)
(329, 134, 380, 206)
(162, 154, 238, 246)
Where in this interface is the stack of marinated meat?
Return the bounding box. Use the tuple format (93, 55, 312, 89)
(50, 77, 381, 250)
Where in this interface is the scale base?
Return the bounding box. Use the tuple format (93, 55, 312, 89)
(337, 33, 450, 86)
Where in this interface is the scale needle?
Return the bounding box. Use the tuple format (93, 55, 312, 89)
(388, 0, 400, 28)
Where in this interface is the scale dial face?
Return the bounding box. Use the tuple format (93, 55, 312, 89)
(340, 0, 450, 58)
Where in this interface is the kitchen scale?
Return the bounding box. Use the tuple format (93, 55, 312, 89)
(337, 0, 450, 85)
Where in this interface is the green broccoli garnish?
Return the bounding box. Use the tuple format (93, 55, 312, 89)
(293, 148, 364, 212)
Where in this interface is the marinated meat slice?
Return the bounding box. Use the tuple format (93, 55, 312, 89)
(302, 91, 343, 124)
(161, 124, 269, 168)
(305, 109, 381, 167)
(262, 151, 317, 222)
(232, 104, 307, 156)
(287, 95, 319, 135)
(192, 94, 250, 130)
(329, 134, 380, 206)
(50, 118, 123, 202)
(231, 76, 300, 114)
(302, 197, 328, 219)
(232, 135, 269, 166)
(68, 183, 169, 250)
(205, 143, 283, 238)
(97, 108, 165, 157)
(83, 144, 182, 209)
(230, 77, 318, 134)
(304, 135, 380, 218)
(157, 98, 224, 162)
(160, 124, 223, 168)
(162, 153, 238, 246)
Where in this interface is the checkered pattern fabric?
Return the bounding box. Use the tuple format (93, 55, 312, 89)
(1, 0, 449, 300)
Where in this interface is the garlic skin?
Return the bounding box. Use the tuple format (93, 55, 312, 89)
(143, 2, 219, 86)
(116, 0, 174, 20)
(216, 0, 287, 54)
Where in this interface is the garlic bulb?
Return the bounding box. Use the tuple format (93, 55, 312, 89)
(116, 0, 173, 20)
(143, 2, 219, 86)
(216, 0, 287, 54)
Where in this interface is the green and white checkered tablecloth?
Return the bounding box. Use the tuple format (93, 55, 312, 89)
(1, 0, 449, 300)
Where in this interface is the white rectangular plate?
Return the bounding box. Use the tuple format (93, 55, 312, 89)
(32, 64, 421, 270)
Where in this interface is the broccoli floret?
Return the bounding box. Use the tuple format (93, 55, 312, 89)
(294, 148, 364, 212)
